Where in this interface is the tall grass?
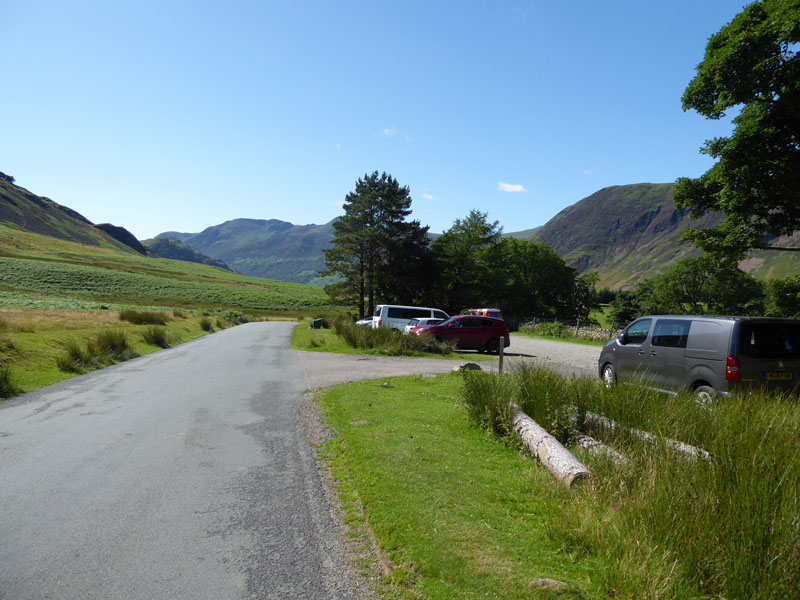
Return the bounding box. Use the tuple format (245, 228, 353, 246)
(56, 330, 138, 372)
(0, 364, 19, 399)
(333, 319, 456, 355)
(463, 365, 800, 598)
(142, 325, 169, 348)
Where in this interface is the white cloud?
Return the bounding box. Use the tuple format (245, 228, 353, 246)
(378, 127, 398, 138)
(497, 182, 528, 193)
(582, 169, 594, 176)
(422, 193, 434, 200)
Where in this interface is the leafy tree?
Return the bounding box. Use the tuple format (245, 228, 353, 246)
(430, 210, 501, 313)
(323, 171, 429, 317)
(634, 256, 765, 316)
(765, 276, 800, 316)
(482, 237, 578, 322)
(609, 290, 640, 328)
(0, 171, 15, 184)
(674, 0, 800, 257)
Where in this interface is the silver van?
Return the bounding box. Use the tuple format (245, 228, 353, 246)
(371, 305, 450, 331)
(598, 315, 800, 401)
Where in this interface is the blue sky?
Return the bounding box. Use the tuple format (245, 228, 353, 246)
(0, 1, 746, 240)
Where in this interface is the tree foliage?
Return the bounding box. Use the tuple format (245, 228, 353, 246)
(611, 256, 765, 324)
(323, 172, 429, 317)
(674, 0, 800, 257)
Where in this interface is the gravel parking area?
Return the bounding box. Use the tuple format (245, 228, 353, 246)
(294, 335, 601, 391)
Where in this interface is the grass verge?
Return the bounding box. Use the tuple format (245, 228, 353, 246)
(463, 365, 800, 598)
(316, 374, 600, 599)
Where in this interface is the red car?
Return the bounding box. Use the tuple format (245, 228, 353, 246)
(415, 315, 510, 354)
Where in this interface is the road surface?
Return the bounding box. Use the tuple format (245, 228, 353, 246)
(0, 323, 600, 599)
(0, 322, 368, 600)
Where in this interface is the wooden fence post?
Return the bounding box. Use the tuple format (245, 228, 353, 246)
(498, 338, 504, 374)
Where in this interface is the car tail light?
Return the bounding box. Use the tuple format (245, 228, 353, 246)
(726, 356, 740, 382)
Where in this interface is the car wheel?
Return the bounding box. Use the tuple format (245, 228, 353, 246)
(602, 364, 616, 389)
(694, 385, 716, 406)
(485, 338, 500, 355)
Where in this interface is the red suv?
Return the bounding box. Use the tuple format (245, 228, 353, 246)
(416, 315, 510, 354)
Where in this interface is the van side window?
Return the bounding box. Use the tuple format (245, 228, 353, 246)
(625, 319, 651, 344)
(652, 319, 690, 348)
(433, 311, 448, 320)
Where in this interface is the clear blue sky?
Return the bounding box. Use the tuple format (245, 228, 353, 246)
(0, 0, 746, 240)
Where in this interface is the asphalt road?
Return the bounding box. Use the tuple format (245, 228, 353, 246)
(0, 322, 368, 600)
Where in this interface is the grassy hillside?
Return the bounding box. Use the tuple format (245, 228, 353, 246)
(0, 223, 330, 313)
(509, 183, 800, 289)
(142, 236, 230, 270)
(155, 218, 336, 285)
(0, 176, 132, 252)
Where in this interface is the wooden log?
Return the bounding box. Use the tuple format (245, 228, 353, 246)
(583, 410, 712, 462)
(511, 404, 592, 487)
(571, 431, 629, 467)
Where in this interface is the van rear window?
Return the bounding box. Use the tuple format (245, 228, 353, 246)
(739, 322, 800, 359)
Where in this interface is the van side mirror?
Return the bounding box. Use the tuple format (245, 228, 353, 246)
(618, 332, 628, 345)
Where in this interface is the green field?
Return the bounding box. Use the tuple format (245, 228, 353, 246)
(0, 224, 331, 312)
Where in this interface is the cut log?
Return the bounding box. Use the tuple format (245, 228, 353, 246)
(511, 404, 592, 487)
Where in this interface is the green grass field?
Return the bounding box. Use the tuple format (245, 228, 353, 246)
(0, 224, 331, 312)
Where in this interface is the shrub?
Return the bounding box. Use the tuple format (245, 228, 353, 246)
(0, 317, 9, 332)
(119, 310, 169, 325)
(0, 364, 20, 399)
(172, 310, 186, 319)
(199, 317, 213, 332)
(220, 310, 248, 325)
(215, 318, 226, 329)
(56, 338, 92, 372)
(142, 325, 169, 348)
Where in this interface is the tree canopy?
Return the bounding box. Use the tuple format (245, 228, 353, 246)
(674, 0, 800, 257)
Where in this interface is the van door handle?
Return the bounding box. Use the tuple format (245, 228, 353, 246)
(638, 350, 644, 355)
(650, 351, 657, 356)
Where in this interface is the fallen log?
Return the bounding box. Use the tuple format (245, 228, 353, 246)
(583, 411, 712, 462)
(511, 404, 592, 488)
(571, 432, 629, 467)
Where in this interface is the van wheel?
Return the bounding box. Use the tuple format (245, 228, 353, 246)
(694, 385, 716, 406)
(602, 364, 616, 389)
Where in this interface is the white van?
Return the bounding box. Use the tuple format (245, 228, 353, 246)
(372, 305, 450, 331)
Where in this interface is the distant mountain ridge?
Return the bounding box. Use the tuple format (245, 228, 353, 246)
(154, 218, 336, 285)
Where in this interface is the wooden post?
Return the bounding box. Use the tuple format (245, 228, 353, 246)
(498, 338, 504, 374)
(574, 318, 580, 336)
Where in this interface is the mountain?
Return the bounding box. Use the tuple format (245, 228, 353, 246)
(508, 183, 799, 289)
(0, 173, 138, 254)
(142, 237, 230, 270)
(154, 218, 336, 285)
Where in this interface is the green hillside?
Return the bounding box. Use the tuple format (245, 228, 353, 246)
(0, 174, 133, 252)
(155, 218, 336, 285)
(142, 237, 230, 270)
(0, 224, 330, 313)
(509, 183, 800, 289)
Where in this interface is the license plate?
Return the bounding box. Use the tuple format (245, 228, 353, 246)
(767, 371, 793, 381)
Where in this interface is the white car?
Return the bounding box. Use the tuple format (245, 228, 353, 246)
(403, 318, 445, 334)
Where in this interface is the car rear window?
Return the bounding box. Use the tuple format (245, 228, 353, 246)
(738, 322, 800, 359)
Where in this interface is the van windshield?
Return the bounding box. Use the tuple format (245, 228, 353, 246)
(738, 322, 800, 359)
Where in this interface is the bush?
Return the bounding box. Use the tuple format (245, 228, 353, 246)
(0, 364, 20, 399)
(142, 326, 169, 348)
(199, 317, 213, 332)
(119, 310, 169, 325)
(220, 310, 248, 325)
